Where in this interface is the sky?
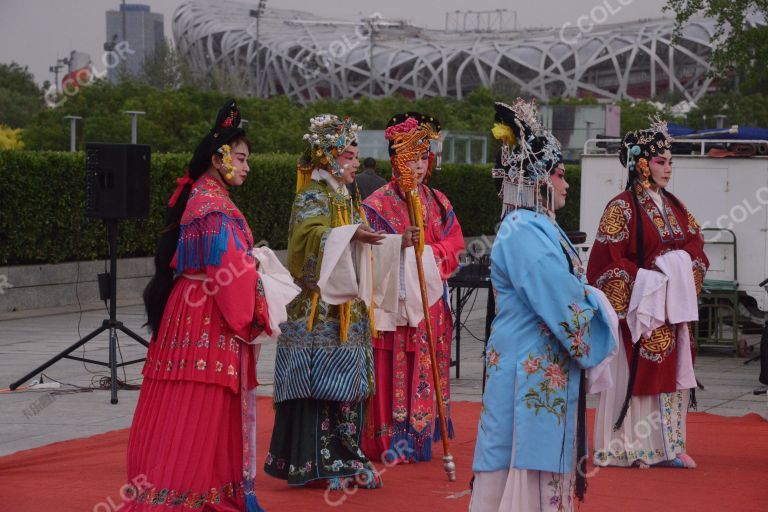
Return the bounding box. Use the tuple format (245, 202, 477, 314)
(0, 0, 670, 86)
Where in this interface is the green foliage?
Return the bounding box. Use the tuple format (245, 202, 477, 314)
(139, 39, 198, 90)
(429, 162, 502, 236)
(559, 165, 582, 232)
(0, 62, 44, 129)
(13, 83, 519, 154)
(617, 100, 675, 133)
(0, 150, 295, 265)
(685, 92, 768, 129)
(0, 149, 583, 265)
(18, 76, 768, 157)
(664, 0, 768, 92)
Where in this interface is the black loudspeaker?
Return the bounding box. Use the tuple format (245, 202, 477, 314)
(85, 143, 151, 219)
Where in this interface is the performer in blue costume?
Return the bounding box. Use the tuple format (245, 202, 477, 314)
(470, 99, 618, 512)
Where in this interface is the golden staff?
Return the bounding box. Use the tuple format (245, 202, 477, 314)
(393, 127, 456, 482)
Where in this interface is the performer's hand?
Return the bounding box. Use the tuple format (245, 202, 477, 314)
(401, 226, 421, 249)
(352, 225, 386, 245)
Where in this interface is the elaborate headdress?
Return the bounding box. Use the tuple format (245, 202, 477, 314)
(619, 116, 672, 189)
(491, 99, 563, 216)
(385, 112, 442, 180)
(169, 99, 246, 207)
(296, 114, 361, 191)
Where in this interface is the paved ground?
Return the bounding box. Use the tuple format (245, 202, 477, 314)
(1, 291, 766, 457)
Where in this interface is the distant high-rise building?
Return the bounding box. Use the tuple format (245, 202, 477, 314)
(105, 3, 164, 83)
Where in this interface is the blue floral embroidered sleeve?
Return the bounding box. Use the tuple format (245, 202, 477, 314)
(498, 212, 616, 369)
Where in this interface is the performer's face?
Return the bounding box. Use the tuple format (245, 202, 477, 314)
(649, 150, 672, 189)
(336, 144, 360, 184)
(223, 140, 251, 187)
(550, 163, 569, 211)
(405, 150, 430, 184)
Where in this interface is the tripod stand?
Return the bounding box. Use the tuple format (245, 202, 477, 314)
(10, 219, 149, 404)
(744, 278, 768, 366)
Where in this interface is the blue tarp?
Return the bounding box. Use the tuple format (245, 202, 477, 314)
(668, 123, 696, 137)
(669, 124, 768, 141)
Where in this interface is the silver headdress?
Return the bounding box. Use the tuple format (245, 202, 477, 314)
(491, 99, 563, 216)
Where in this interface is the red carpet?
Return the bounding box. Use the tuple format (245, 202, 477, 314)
(0, 399, 766, 511)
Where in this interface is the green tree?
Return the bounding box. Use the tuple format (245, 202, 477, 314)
(664, 0, 768, 92)
(0, 62, 44, 128)
(617, 100, 675, 133)
(685, 92, 768, 128)
(140, 39, 198, 90)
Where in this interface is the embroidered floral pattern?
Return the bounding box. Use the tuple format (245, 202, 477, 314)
(543, 363, 567, 390)
(594, 391, 686, 466)
(132, 480, 242, 509)
(522, 344, 570, 423)
(523, 355, 543, 374)
(546, 475, 574, 512)
(487, 348, 501, 371)
(539, 321, 554, 339)
(265, 401, 379, 485)
(410, 407, 433, 433)
(661, 390, 687, 454)
(559, 303, 592, 359)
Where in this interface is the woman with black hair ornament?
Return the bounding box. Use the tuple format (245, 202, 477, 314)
(588, 118, 709, 470)
(126, 100, 297, 512)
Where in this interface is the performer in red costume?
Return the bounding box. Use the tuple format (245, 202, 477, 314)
(126, 100, 269, 511)
(362, 112, 464, 462)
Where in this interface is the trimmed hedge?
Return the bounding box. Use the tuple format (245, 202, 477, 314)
(0, 150, 580, 265)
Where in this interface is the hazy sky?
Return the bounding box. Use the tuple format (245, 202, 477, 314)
(0, 0, 670, 85)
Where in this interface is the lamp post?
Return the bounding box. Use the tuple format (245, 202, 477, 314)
(49, 56, 70, 95)
(63, 116, 82, 152)
(249, 0, 268, 97)
(124, 111, 145, 144)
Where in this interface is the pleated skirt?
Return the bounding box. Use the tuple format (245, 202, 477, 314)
(123, 377, 253, 511)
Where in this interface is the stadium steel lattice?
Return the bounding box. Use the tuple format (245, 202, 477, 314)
(173, 0, 761, 104)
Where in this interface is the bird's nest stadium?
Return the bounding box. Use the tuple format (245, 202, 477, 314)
(173, 0, 762, 104)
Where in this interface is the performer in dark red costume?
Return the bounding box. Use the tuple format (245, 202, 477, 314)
(588, 118, 709, 469)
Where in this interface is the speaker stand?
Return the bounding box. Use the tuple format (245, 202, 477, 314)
(10, 219, 149, 404)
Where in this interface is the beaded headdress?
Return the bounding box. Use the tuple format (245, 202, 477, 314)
(296, 114, 361, 191)
(619, 116, 673, 189)
(491, 99, 563, 216)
